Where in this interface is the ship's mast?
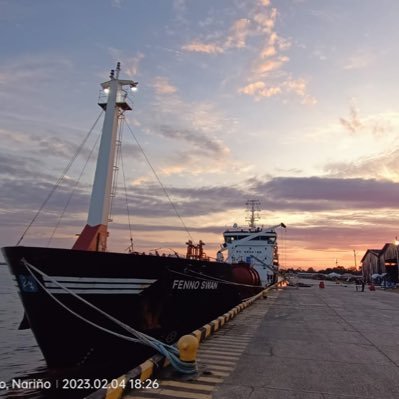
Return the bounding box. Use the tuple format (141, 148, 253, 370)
(245, 199, 260, 228)
(73, 63, 138, 252)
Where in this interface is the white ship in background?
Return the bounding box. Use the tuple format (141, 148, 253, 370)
(218, 200, 286, 286)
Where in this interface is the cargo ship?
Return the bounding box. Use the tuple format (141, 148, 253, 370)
(1, 64, 285, 369)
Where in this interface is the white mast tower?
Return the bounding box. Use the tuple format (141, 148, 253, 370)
(245, 199, 260, 229)
(73, 63, 138, 252)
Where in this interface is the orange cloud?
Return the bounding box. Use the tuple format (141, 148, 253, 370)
(260, 45, 277, 58)
(284, 78, 306, 96)
(225, 18, 251, 49)
(253, 7, 277, 34)
(239, 81, 281, 98)
(181, 42, 224, 54)
(152, 76, 177, 95)
(339, 104, 364, 133)
(123, 53, 144, 77)
(255, 56, 289, 75)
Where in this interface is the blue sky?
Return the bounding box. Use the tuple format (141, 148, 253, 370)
(1, 0, 399, 268)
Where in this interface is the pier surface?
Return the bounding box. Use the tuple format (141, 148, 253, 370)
(124, 280, 399, 399)
(213, 280, 399, 399)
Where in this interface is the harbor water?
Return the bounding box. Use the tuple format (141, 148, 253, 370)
(0, 263, 47, 398)
(0, 264, 139, 399)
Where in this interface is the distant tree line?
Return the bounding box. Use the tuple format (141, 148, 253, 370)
(282, 266, 361, 275)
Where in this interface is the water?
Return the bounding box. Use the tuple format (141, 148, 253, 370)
(0, 264, 145, 399)
(0, 264, 47, 398)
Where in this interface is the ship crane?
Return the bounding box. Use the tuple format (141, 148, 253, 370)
(265, 222, 287, 231)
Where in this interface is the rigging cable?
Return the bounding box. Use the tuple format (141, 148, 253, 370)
(46, 129, 102, 247)
(119, 121, 134, 252)
(108, 115, 134, 252)
(108, 118, 122, 224)
(16, 111, 104, 246)
(125, 120, 194, 242)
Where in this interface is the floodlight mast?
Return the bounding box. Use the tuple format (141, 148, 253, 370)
(73, 63, 138, 252)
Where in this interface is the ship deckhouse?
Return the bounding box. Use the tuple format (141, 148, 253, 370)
(217, 201, 286, 286)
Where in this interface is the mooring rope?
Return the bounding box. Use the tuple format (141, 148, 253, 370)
(21, 258, 197, 374)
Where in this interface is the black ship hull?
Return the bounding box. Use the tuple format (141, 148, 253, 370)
(1, 246, 256, 369)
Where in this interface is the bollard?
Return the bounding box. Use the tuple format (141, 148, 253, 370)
(369, 283, 375, 291)
(177, 335, 199, 362)
(319, 281, 325, 289)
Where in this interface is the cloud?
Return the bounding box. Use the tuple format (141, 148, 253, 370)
(152, 76, 178, 95)
(339, 102, 393, 136)
(111, 0, 124, 8)
(173, 0, 188, 25)
(238, 77, 316, 103)
(251, 176, 399, 211)
(179, 0, 313, 105)
(158, 125, 229, 157)
(225, 18, 251, 49)
(234, 2, 314, 104)
(255, 56, 289, 75)
(325, 147, 399, 182)
(131, 84, 245, 179)
(283, 78, 317, 105)
(181, 0, 277, 54)
(0, 152, 43, 180)
(343, 51, 373, 70)
(181, 42, 224, 54)
(239, 81, 281, 99)
(339, 103, 363, 133)
(124, 53, 145, 77)
(108, 48, 144, 77)
(253, 5, 277, 34)
(3, 155, 399, 267)
(0, 55, 73, 89)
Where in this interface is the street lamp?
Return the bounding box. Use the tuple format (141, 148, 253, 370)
(395, 237, 399, 287)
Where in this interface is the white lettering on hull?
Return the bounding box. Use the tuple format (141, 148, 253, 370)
(172, 280, 219, 290)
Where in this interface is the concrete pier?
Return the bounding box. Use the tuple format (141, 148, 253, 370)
(97, 280, 399, 399)
(213, 280, 399, 399)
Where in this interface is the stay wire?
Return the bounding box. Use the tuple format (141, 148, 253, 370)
(119, 124, 134, 252)
(108, 115, 124, 222)
(16, 111, 104, 246)
(125, 121, 193, 241)
(46, 129, 102, 247)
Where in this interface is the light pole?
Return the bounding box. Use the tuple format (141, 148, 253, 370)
(353, 249, 357, 271)
(395, 237, 399, 286)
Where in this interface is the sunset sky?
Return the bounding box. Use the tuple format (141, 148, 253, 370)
(1, 0, 399, 269)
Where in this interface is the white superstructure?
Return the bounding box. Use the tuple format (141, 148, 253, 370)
(217, 201, 286, 286)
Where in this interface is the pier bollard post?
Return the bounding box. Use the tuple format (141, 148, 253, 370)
(177, 335, 199, 362)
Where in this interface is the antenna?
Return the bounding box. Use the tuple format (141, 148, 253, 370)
(245, 199, 260, 228)
(116, 62, 121, 79)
